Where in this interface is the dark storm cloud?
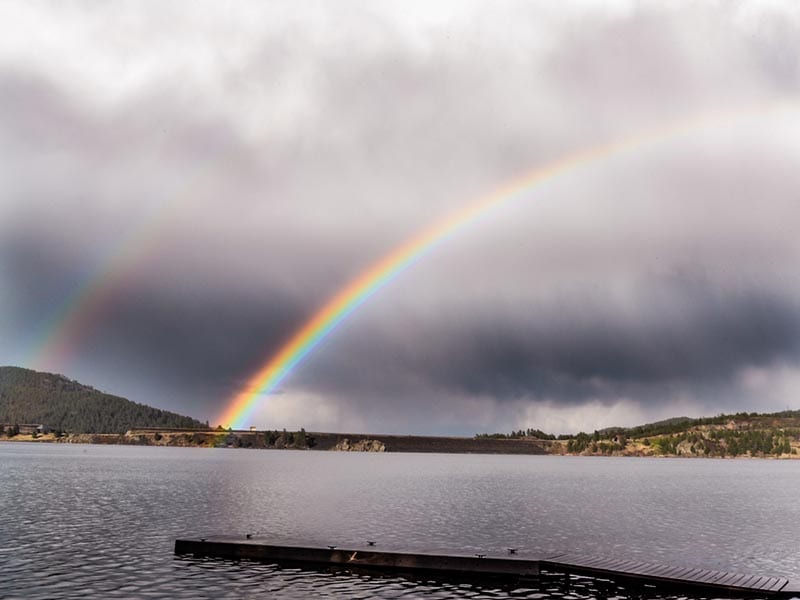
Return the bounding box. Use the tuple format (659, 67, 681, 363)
(78, 280, 312, 401)
(301, 270, 800, 402)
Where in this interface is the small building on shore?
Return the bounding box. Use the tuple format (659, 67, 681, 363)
(18, 424, 48, 435)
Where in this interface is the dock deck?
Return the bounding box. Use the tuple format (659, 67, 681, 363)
(541, 552, 790, 595)
(175, 536, 798, 597)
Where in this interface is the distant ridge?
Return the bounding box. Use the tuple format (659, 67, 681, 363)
(482, 409, 800, 458)
(0, 366, 206, 434)
(597, 416, 693, 436)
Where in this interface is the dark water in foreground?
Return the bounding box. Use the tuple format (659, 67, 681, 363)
(2, 443, 800, 599)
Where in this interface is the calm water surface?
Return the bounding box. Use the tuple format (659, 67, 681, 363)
(2, 443, 799, 599)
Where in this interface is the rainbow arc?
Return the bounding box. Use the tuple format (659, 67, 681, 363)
(217, 102, 793, 429)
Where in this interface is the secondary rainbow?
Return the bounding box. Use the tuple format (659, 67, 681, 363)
(27, 200, 184, 372)
(218, 103, 791, 430)
(26, 159, 224, 373)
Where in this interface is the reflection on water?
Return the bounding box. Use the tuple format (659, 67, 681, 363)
(2, 443, 799, 599)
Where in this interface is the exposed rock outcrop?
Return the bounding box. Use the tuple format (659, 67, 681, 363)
(332, 438, 386, 452)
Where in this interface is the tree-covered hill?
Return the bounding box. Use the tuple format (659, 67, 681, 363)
(481, 410, 800, 458)
(0, 366, 207, 434)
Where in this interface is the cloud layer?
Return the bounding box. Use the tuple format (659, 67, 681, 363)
(2, 1, 800, 433)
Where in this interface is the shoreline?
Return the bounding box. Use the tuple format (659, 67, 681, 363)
(3, 430, 799, 459)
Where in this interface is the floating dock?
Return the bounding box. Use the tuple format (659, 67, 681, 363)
(175, 536, 799, 597)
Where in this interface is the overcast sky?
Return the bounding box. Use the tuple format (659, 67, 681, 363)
(2, 1, 800, 434)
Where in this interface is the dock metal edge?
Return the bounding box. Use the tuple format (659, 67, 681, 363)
(174, 537, 543, 577)
(175, 536, 799, 597)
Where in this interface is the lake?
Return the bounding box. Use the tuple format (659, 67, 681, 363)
(2, 442, 799, 599)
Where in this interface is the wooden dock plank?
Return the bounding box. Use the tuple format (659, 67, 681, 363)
(662, 566, 700, 580)
(731, 573, 757, 586)
(754, 576, 781, 591)
(763, 578, 789, 592)
(592, 558, 638, 571)
(542, 552, 578, 565)
(655, 565, 693, 579)
(618, 561, 651, 575)
(565, 555, 609, 566)
(643, 564, 681, 578)
(701, 569, 727, 583)
(629, 561, 668, 576)
(596, 559, 649, 575)
(598, 559, 645, 572)
(682, 567, 712, 581)
(552, 555, 624, 570)
(684, 567, 716, 581)
(706, 571, 732, 584)
(728, 573, 754, 586)
(745, 575, 773, 589)
(644, 563, 678, 576)
(753, 577, 774, 590)
(735, 574, 761, 588)
(760, 576, 778, 589)
(756, 577, 785, 591)
(690, 569, 719, 583)
(557, 554, 605, 567)
(719, 573, 750, 587)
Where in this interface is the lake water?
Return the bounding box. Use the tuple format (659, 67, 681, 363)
(2, 443, 799, 599)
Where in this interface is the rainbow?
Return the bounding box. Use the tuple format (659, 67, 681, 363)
(218, 102, 792, 429)
(26, 200, 183, 372)
(25, 164, 221, 372)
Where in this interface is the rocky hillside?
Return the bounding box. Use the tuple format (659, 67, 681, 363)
(486, 411, 800, 458)
(0, 366, 206, 434)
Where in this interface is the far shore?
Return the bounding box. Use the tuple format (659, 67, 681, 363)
(3, 429, 799, 459)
